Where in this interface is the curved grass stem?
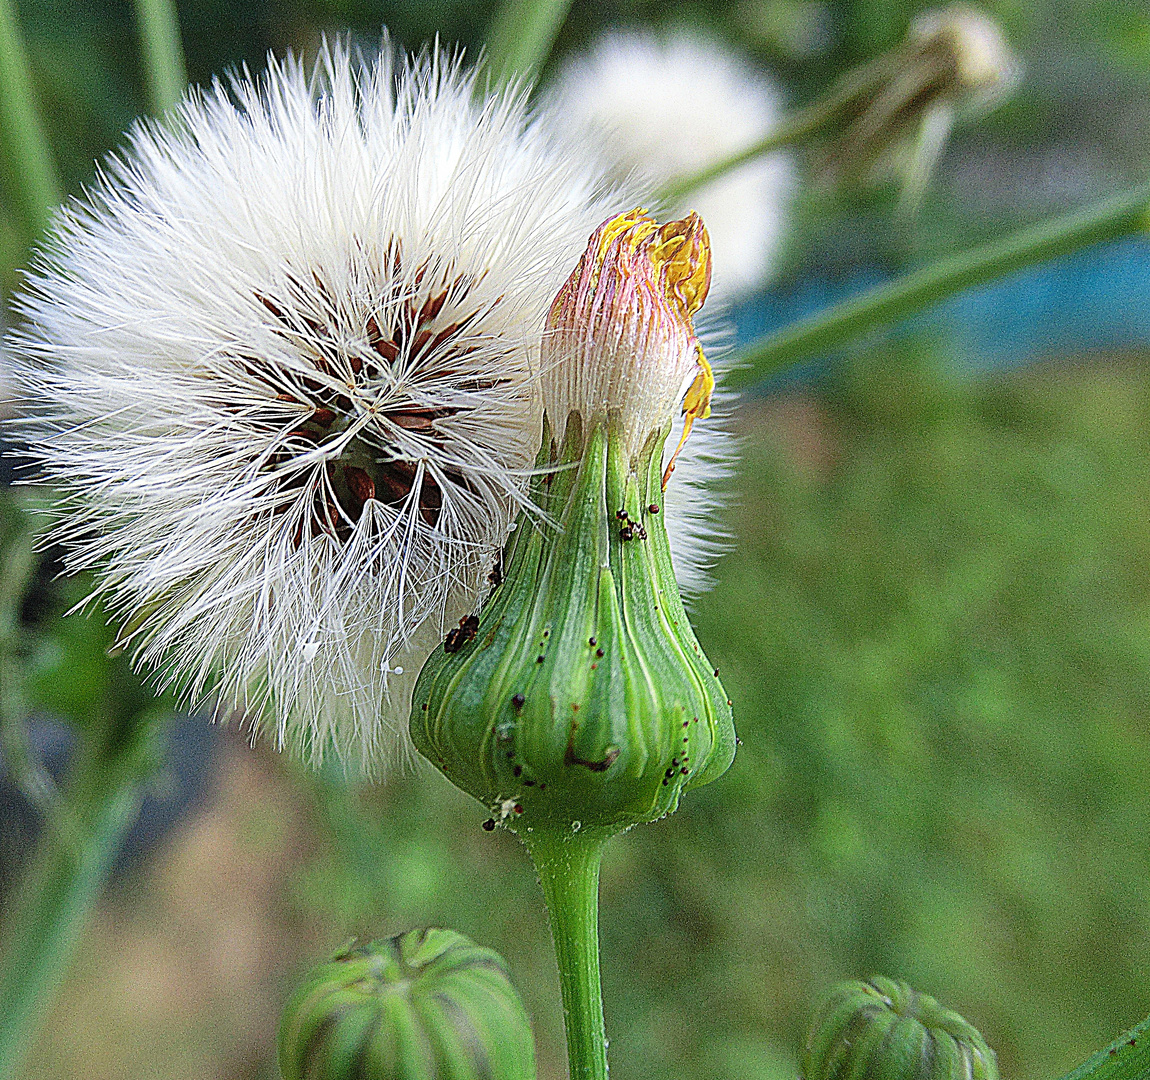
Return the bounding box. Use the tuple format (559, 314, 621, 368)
(134, 0, 187, 114)
(0, 760, 144, 1080)
(732, 179, 1150, 389)
(1056, 1012, 1150, 1080)
(483, 0, 573, 89)
(0, 0, 60, 237)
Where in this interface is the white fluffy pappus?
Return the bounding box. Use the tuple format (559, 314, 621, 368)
(8, 40, 629, 774)
(542, 30, 794, 303)
(660, 343, 739, 601)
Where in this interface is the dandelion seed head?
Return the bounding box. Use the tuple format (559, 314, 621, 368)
(9, 40, 624, 775)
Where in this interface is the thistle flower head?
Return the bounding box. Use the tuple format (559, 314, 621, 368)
(412, 211, 735, 836)
(542, 208, 714, 473)
(8, 40, 623, 773)
(542, 30, 794, 301)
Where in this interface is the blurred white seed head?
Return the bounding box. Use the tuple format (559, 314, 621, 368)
(0, 319, 14, 421)
(542, 30, 794, 303)
(8, 40, 625, 774)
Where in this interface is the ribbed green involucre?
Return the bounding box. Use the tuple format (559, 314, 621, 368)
(411, 414, 736, 838)
(802, 977, 998, 1080)
(278, 928, 536, 1080)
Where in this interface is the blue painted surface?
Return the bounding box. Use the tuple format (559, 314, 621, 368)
(729, 236, 1150, 389)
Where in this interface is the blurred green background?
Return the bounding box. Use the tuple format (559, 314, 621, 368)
(4, 1, 1150, 1079)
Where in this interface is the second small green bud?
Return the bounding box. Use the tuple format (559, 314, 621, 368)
(802, 976, 998, 1080)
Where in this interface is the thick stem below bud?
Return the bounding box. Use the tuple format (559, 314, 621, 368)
(523, 831, 608, 1080)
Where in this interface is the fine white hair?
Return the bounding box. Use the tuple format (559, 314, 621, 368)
(542, 29, 794, 303)
(8, 39, 628, 774)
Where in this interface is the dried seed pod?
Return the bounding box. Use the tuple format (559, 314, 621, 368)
(278, 928, 536, 1080)
(802, 976, 998, 1080)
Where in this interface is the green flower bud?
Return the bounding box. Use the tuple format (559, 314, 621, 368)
(802, 977, 998, 1080)
(411, 210, 736, 837)
(278, 928, 536, 1080)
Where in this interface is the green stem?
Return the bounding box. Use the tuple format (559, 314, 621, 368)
(0, 766, 143, 1080)
(134, 0, 187, 114)
(1056, 1013, 1150, 1080)
(0, 0, 60, 236)
(656, 43, 902, 207)
(483, 0, 573, 89)
(658, 83, 857, 208)
(732, 179, 1150, 389)
(522, 830, 609, 1080)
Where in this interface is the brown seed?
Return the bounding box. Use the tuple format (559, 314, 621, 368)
(418, 287, 449, 324)
(344, 466, 375, 506)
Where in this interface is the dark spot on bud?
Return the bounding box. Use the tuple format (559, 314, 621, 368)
(572, 703, 580, 712)
(482, 819, 496, 831)
(444, 614, 480, 652)
(511, 693, 525, 710)
(682, 720, 689, 727)
(662, 778, 669, 786)
(588, 637, 597, 646)
(506, 751, 515, 760)
(681, 767, 689, 775)
(513, 804, 523, 814)
(421, 703, 428, 711)
(648, 503, 660, 514)
(615, 509, 627, 520)
(523, 778, 535, 786)
(564, 742, 621, 772)
(713, 668, 720, 677)
(620, 525, 634, 541)
(513, 765, 523, 777)
(595, 648, 604, 658)
(536, 655, 545, 664)
(590, 663, 597, 670)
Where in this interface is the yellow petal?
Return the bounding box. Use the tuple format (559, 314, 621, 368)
(662, 345, 714, 489)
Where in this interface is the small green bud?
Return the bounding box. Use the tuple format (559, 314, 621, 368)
(278, 928, 536, 1080)
(802, 976, 998, 1080)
